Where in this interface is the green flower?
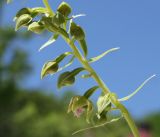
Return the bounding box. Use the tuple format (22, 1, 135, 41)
(68, 96, 93, 123)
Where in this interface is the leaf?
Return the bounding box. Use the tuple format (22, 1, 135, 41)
(39, 34, 59, 51)
(41, 61, 59, 79)
(83, 86, 99, 98)
(57, 67, 85, 89)
(55, 52, 73, 63)
(79, 39, 88, 57)
(57, 56, 75, 72)
(72, 14, 86, 19)
(88, 47, 120, 63)
(72, 116, 123, 135)
(118, 74, 156, 102)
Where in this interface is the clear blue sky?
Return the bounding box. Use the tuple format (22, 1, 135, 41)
(3, 0, 160, 118)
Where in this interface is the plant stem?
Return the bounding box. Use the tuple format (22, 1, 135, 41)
(62, 37, 140, 137)
(114, 101, 140, 137)
(64, 37, 110, 94)
(43, 0, 55, 16)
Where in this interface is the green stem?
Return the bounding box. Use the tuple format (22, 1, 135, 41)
(64, 37, 110, 94)
(114, 101, 140, 137)
(62, 37, 140, 137)
(42, 0, 55, 16)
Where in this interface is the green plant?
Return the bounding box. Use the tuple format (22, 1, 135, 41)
(7, 1, 156, 137)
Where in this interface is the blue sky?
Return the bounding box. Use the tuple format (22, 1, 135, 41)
(3, 0, 160, 118)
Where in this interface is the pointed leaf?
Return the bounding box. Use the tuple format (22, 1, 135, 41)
(55, 52, 73, 63)
(39, 34, 59, 51)
(83, 86, 99, 98)
(70, 67, 85, 77)
(79, 39, 88, 57)
(88, 47, 120, 63)
(57, 56, 75, 72)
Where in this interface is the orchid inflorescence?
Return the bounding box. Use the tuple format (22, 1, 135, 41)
(7, 0, 156, 137)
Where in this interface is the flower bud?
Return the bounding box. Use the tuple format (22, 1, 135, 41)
(70, 22, 85, 40)
(57, 2, 72, 17)
(68, 96, 93, 123)
(28, 22, 45, 34)
(41, 16, 59, 32)
(15, 14, 32, 31)
(41, 61, 59, 79)
(52, 12, 65, 26)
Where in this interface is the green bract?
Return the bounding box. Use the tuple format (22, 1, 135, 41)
(15, 14, 32, 31)
(57, 2, 72, 17)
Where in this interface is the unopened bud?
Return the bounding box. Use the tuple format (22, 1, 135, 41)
(70, 22, 85, 40)
(52, 12, 65, 26)
(57, 2, 72, 17)
(15, 14, 32, 31)
(28, 22, 45, 34)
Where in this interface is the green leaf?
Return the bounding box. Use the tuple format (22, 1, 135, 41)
(83, 86, 99, 98)
(118, 74, 156, 102)
(57, 67, 85, 89)
(41, 61, 59, 79)
(57, 56, 75, 72)
(39, 34, 59, 51)
(88, 47, 120, 63)
(79, 39, 88, 57)
(55, 52, 73, 63)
